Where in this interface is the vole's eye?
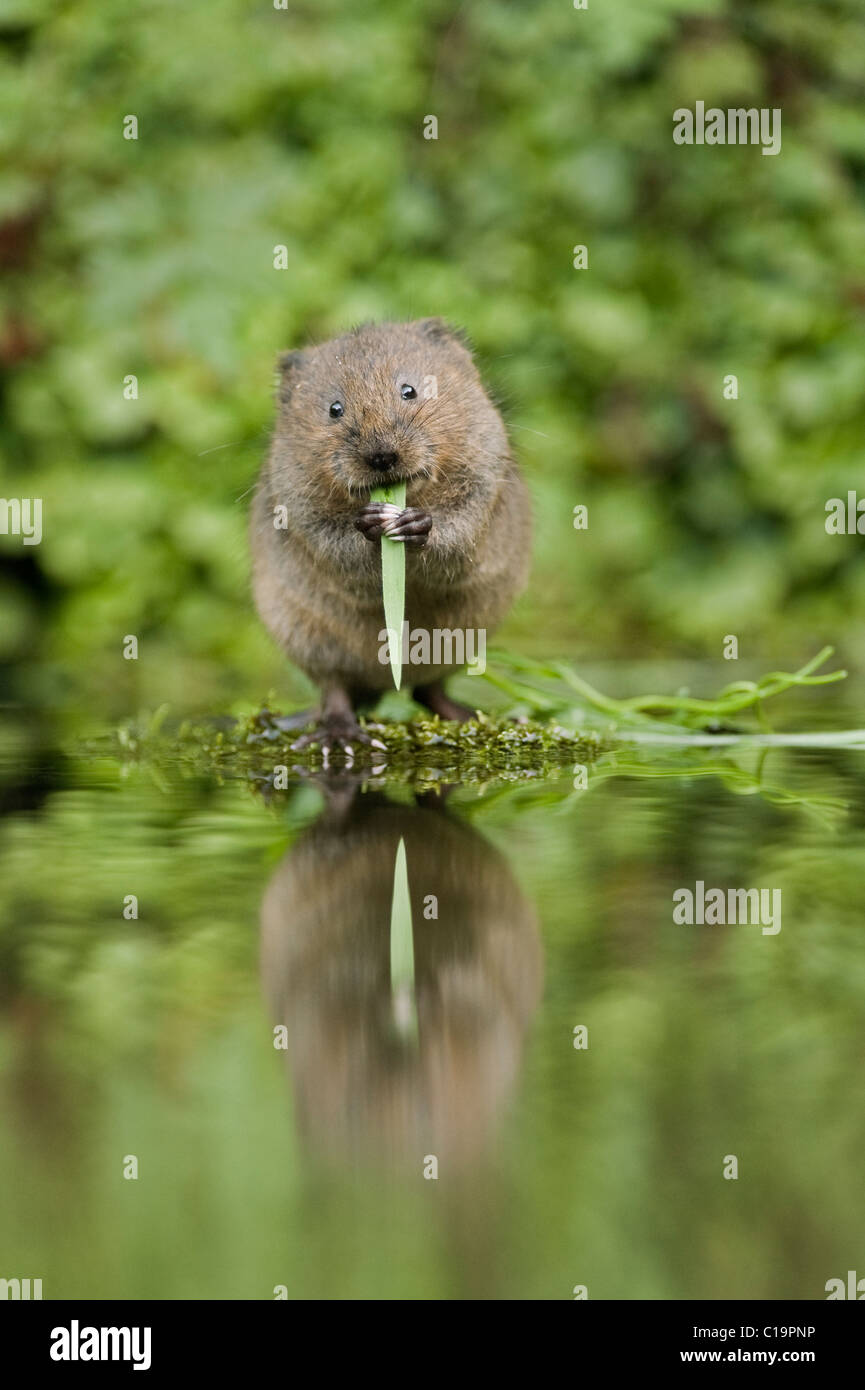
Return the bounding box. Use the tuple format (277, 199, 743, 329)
(328, 401, 344, 419)
(400, 383, 417, 400)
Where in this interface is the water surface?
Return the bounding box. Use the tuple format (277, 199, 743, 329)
(1, 708, 863, 1300)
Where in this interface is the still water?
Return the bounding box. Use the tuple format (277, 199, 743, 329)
(1, 709, 863, 1300)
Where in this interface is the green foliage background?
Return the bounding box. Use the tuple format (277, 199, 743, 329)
(2, 0, 864, 710)
(2, 3, 865, 1301)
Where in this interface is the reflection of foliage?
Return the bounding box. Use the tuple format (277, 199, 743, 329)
(2, 0, 865, 706)
(567, 747, 849, 829)
(453, 740, 851, 828)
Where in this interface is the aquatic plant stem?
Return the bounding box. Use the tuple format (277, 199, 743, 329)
(485, 646, 847, 733)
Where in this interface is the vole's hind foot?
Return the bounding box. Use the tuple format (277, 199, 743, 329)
(290, 714, 386, 764)
(355, 503, 432, 547)
(414, 681, 476, 723)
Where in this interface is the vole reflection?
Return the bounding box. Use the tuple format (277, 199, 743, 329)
(259, 788, 541, 1172)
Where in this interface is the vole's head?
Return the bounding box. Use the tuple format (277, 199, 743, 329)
(271, 318, 500, 498)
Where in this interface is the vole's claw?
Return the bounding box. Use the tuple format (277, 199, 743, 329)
(290, 718, 387, 760)
(383, 507, 432, 547)
(355, 502, 399, 543)
(355, 503, 431, 547)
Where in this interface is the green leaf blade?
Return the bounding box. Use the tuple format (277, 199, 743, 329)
(371, 480, 407, 689)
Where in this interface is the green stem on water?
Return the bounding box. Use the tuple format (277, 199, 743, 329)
(484, 646, 847, 733)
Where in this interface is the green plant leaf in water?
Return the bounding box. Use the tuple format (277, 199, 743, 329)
(389, 836, 417, 1042)
(371, 481, 407, 689)
(483, 646, 847, 734)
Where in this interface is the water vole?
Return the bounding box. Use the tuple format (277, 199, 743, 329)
(250, 317, 531, 750)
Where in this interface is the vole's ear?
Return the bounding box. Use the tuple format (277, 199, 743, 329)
(415, 317, 471, 349)
(275, 349, 305, 403)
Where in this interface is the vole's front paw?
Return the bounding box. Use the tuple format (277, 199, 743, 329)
(385, 507, 432, 547)
(355, 504, 432, 548)
(355, 502, 393, 542)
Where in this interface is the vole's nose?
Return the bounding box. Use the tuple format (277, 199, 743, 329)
(365, 449, 399, 472)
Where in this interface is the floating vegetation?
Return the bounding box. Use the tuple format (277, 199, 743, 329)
(103, 705, 606, 790)
(98, 646, 854, 804)
(93, 695, 857, 824)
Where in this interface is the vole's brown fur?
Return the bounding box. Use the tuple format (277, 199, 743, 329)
(250, 317, 531, 747)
